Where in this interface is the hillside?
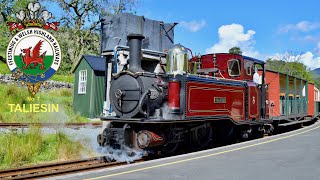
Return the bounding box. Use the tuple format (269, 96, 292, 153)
(312, 68, 320, 77)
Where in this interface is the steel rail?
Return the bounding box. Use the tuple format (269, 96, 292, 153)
(0, 156, 140, 179)
(0, 122, 102, 128)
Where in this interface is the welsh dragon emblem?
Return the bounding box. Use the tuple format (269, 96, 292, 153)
(20, 40, 47, 70)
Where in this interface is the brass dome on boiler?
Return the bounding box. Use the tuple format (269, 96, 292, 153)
(166, 44, 189, 75)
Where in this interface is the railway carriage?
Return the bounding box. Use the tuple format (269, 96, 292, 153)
(97, 34, 319, 153)
(262, 70, 316, 126)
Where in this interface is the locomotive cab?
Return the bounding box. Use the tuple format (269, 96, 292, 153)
(187, 53, 267, 120)
(188, 53, 265, 82)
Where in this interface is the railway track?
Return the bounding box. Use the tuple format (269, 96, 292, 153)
(0, 156, 141, 179)
(0, 120, 317, 179)
(0, 122, 102, 128)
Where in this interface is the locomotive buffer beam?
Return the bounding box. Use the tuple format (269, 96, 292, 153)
(98, 124, 131, 148)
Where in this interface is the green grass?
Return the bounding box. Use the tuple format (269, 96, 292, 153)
(0, 127, 90, 169)
(0, 85, 29, 113)
(0, 84, 89, 123)
(0, 62, 10, 74)
(51, 74, 74, 83)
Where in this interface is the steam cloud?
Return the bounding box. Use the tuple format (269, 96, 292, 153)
(98, 145, 144, 163)
(150, 103, 180, 120)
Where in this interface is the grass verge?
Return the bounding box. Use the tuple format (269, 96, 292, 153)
(0, 84, 89, 123)
(0, 127, 90, 169)
(51, 74, 74, 84)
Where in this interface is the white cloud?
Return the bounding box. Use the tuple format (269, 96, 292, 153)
(278, 21, 320, 33)
(300, 52, 320, 69)
(179, 20, 206, 32)
(205, 24, 259, 57)
(269, 51, 320, 70)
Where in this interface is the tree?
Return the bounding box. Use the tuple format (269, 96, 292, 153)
(310, 72, 320, 89)
(0, 0, 34, 63)
(229, 46, 242, 55)
(265, 51, 312, 81)
(48, 0, 137, 73)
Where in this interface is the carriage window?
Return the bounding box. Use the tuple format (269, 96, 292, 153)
(227, 59, 240, 76)
(246, 62, 252, 75)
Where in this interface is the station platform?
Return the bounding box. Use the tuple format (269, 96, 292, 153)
(56, 121, 320, 180)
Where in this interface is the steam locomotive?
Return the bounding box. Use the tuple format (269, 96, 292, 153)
(97, 34, 319, 154)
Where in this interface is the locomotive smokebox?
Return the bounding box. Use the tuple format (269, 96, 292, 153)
(127, 34, 145, 72)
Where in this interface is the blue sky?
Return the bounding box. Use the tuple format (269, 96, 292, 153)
(136, 0, 320, 69)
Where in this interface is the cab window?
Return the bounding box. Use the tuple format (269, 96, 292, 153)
(227, 59, 240, 76)
(246, 62, 252, 75)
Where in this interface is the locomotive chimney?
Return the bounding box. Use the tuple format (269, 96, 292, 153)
(127, 34, 145, 72)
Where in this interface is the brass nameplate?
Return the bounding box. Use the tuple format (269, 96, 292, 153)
(214, 97, 226, 103)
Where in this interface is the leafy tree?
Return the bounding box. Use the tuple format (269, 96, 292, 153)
(265, 52, 313, 82)
(48, 0, 137, 73)
(229, 46, 242, 55)
(0, 0, 31, 63)
(310, 72, 320, 89)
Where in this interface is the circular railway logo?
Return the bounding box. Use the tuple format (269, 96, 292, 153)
(6, 28, 61, 94)
(7, 28, 61, 82)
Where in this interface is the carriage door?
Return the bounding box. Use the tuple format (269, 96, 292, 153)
(247, 82, 260, 120)
(265, 85, 270, 119)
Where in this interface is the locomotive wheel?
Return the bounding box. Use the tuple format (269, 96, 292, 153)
(161, 142, 179, 155)
(192, 125, 212, 148)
